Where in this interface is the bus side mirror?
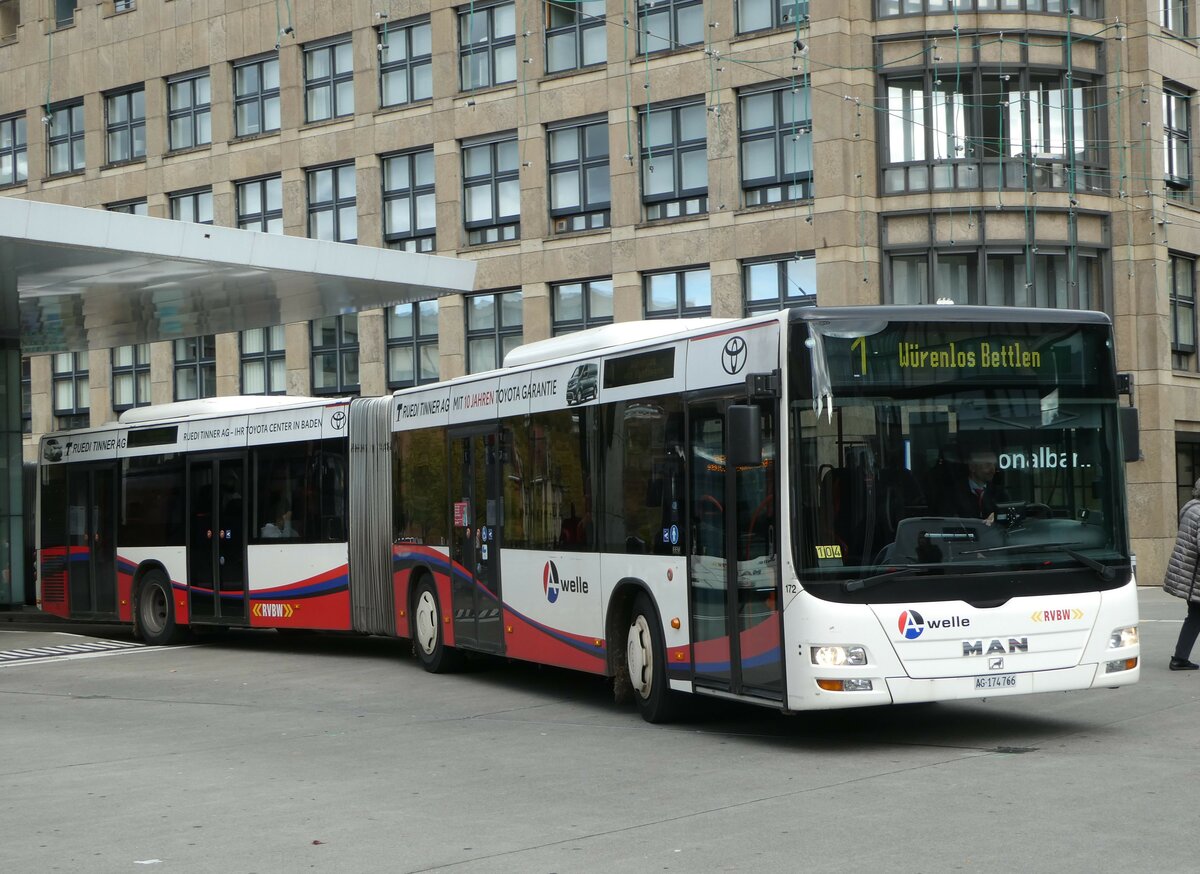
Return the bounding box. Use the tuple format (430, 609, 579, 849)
(1119, 406, 1140, 463)
(727, 405, 762, 468)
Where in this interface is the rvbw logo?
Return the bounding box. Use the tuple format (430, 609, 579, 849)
(542, 560, 589, 604)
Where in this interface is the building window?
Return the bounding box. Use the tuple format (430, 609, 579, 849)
(886, 246, 1103, 311)
(1166, 84, 1191, 199)
(174, 336, 216, 401)
(0, 113, 27, 187)
(740, 84, 812, 206)
(548, 117, 610, 233)
(637, 0, 703, 55)
(644, 268, 711, 318)
(111, 344, 150, 411)
(167, 71, 211, 151)
(307, 163, 357, 242)
(0, 0, 16, 40)
(380, 17, 433, 107)
(47, 101, 84, 175)
(310, 315, 359, 395)
(383, 149, 436, 252)
(1177, 437, 1200, 510)
(114, 0, 134, 11)
(552, 278, 613, 334)
(1171, 253, 1196, 371)
(463, 135, 520, 244)
(54, 0, 76, 29)
(105, 87, 146, 164)
(108, 200, 148, 215)
(546, 0, 606, 73)
(20, 357, 30, 434)
(237, 176, 283, 233)
(304, 37, 354, 123)
(743, 255, 816, 313)
(459, 1, 517, 90)
(879, 0, 1100, 16)
(881, 66, 1105, 195)
(241, 326, 287, 395)
(640, 101, 708, 220)
(170, 188, 214, 224)
(737, 0, 807, 34)
(466, 290, 523, 373)
(387, 300, 440, 388)
(52, 352, 89, 428)
(234, 54, 281, 137)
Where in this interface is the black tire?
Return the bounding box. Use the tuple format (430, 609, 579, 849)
(626, 592, 680, 723)
(412, 576, 460, 673)
(136, 571, 184, 646)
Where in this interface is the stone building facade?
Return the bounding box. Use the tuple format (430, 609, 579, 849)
(0, 0, 1196, 585)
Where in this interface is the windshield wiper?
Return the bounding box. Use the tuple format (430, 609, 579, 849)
(959, 542, 1117, 581)
(844, 564, 937, 593)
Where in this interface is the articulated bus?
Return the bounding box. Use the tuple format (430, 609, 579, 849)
(36, 305, 1140, 721)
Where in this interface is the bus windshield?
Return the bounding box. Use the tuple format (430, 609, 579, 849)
(789, 314, 1130, 604)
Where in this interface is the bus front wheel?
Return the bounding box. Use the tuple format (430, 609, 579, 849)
(412, 576, 459, 673)
(627, 593, 679, 723)
(136, 571, 184, 646)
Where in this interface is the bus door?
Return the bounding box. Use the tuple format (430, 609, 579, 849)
(449, 429, 505, 654)
(187, 455, 248, 624)
(687, 398, 783, 701)
(64, 464, 117, 617)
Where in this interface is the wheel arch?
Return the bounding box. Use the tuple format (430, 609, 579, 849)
(605, 577, 658, 678)
(130, 560, 176, 637)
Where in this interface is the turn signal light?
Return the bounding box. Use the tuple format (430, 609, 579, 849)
(670, 617, 681, 629)
(816, 678, 874, 692)
(1105, 657, 1138, 673)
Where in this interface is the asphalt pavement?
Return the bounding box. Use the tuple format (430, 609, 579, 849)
(1, 587, 1196, 874)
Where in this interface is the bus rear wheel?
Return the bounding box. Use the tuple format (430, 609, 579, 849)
(627, 593, 679, 723)
(412, 576, 460, 673)
(136, 571, 184, 646)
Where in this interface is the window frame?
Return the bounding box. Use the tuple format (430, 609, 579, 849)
(545, 0, 607, 74)
(462, 134, 521, 245)
(111, 344, 151, 412)
(46, 100, 85, 176)
(1165, 84, 1192, 195)
(233, 54, 281, 138)
(107, 200, 148, 215)
(169, 188, 214, 224)
(167, 70, 212, 152)
(304, 36, 355, 124)
(736, 0, 808, 35)
(52, 351, 90, 420)
(877, 0, 1102, 16)
(551, 277, 614, 334)
(0, 112, 27, 187)
(104, 86, 146, 165)
(458, 0, 518, 91)
(548, 116, 611, 233)
(310, 314, 360, 396)
(379, 17, 433, 108)
(382, 148, 437, 252)
(173, 335, 216, 401)
(637, 0, 705, 56)
(386, 300, 441, 389)
(240, 325, 288, 395)
(643, 267, 712, 319)
(738, 84, 813, 207)
(466, 289, 523, 373)
(1171, 252, 1197, 370)
(237, 175, 284, 233)
(742, 254, 817, 313)
(306, 162, 358, 243)
(639, 100, 709, 220)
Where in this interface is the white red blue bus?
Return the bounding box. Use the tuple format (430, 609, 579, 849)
(37, 305, 1141, 721)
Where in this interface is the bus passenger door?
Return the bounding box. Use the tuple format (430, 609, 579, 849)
(65, 465, 117, 617)
(449, 430, 505, 654)
(188, 455, 248, 625)
(687, 398, 783, 701)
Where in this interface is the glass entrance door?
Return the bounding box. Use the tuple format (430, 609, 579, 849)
(687, 399, 783, 699)
(187, 456, 248, 624)
(449, 431, 505, 654)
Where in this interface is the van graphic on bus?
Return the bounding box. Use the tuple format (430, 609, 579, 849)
(565, 363, 598, 406)
(42, 439, 63, 462)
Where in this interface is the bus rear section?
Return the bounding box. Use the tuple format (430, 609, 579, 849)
(784, 307, 1140, 710)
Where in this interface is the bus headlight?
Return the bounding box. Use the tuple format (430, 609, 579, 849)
(1108, 626, 1139, 649)
(811, 645, 867, 666)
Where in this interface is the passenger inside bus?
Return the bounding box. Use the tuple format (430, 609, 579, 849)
(261, 501, 298, 538)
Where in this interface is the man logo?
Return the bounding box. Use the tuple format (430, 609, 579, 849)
(897, 609, 925, 640)
(543, 561, 560, 604)
(721, 336, 748, 375)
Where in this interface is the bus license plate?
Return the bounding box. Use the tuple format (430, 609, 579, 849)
(975, 674, 1017, 690)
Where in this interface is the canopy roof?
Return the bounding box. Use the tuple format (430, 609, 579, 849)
(1, 198, 477, 353)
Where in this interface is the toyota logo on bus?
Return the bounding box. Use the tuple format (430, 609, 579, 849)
(721, 336, 748, 375)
